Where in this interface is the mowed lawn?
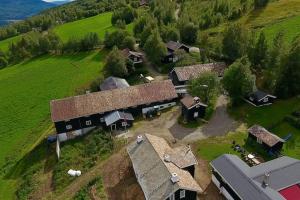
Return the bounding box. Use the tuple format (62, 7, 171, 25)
(53, 12, 134, 42)
(196, 98, 300, 163)
(0, 35, 22, 52)
(0, 50, 106, 199)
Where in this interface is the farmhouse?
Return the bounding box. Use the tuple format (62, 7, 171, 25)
(248, 125, 285, 154)
(169, 62, 227, 85)
(50, 80, 178, 134)
(181, 95, 207, 122)
(245, 90, 277, 107)
(121, 48, 143, 66)
(127, 134, 203, 200)
(100, 76, 130, 91)
(210, 154, 300, 200)
(163, 41, 190, 63)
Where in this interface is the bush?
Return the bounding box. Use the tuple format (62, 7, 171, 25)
(104, 29, 129, 49)
(284, 115, 300, 129)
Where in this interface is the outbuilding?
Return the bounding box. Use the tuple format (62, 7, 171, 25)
(180, 95, 207, 122)
(104, 111, 134, 131)
(100, 76, 130, 91)
(248, 125, 285, 154)
(121, 48, 143, 66)
(162, 41, 190, 63)
(245, 90, 277, 107)
(169, 62, 227, 85)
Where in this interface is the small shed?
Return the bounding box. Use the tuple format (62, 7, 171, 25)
(248, 125, 285, 153)
(121, 48, 143, 66)
(246, 90, 277, 107)
(181, 95, 207, 122)
(100, 76, 130, 91)
(162, 41, 190, 63)
(104, 111, 134, 131)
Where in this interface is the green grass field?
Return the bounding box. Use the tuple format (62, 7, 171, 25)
(0, 50, 106, 199)
(263, 15, 300, 44)
(0, 35, 22, 52)
(53, 12, 134, 42)
(197, 98, 300, 163)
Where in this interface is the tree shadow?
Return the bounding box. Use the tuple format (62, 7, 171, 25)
(4, 140, 57, 180)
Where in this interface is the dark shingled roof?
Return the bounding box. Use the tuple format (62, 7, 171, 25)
(172, 62, 227, 82)
(249, 90, 277, 101)
(180, 95, 207, 109)
(100, 76, 130, 91)
(248, 125, 285, 147)
(166, 41, 189, 52)
(121, 48, 143, 58)
(210, 154, 300, 200)
(51, 80, 178, 122)
(127, 134, 202, 200)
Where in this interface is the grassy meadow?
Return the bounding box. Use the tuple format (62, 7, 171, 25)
(53, 12, 134, 42)
(0, 50, 107, 199)
(0, 35, 22, 52)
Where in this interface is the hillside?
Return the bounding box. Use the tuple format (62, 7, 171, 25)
(0, 50, 106, 199)
(53, 12, 133, 42)
(0, 0, 62, 26)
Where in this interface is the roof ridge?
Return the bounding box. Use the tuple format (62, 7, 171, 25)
(223, 155, 277, 200)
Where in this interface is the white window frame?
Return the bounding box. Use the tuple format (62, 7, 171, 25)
(180, 190, 186, 199)
(194, 112, 199, 118)
(122, 121, 128, 127)
(66, 124, 72, 130)
(86, 120, 92, 126)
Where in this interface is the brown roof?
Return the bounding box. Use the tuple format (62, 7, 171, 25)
(166, 41, 189, 51)
(127, 134, 202, 200)
(248, 125, 285, 147)
(180, 95, 207, 109)
(51, 80, 177, 122)
(173, 62, 227, 82)
(121, 48, 143, 58)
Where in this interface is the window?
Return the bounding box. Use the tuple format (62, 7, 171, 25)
(100, 118, 105, 122)
(263, 97, 269, 103)
(180, 190, 186, 199)
(194, 112, 199, 118)
(257, 138, 263, 144)
(122, 121, 127, 126)
(66, 124, 72, 130)
(86, 120, 92, 126)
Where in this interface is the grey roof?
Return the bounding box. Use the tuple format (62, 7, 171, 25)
(210, 154, 300, 200)
(127, 134, 202, 200)
(248, 125, 285, 147)
(100, 76, 130, 91)
(104, 111, 134, 126)
(249, 90, 277, 101)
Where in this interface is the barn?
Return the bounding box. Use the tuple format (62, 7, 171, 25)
(169, 62, 227, 85)
(121, 48, 143, 66)
(50, 80, 178, 134)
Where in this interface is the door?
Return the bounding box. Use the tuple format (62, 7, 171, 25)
(110, 124, 117, 131)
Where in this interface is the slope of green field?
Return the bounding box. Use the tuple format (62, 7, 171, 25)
(53, 12, 133, 42)
(0, 50, 106, 199)
(0, 35, 22, 52)
(263, 15, 300, 43)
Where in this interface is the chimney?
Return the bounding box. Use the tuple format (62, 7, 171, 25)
(171, 173, 179, 183)
(136, 135, 143, 144)
(262, 173, 270, 188)
(164, 154, 171, 162)
(193, 97, 200, 103)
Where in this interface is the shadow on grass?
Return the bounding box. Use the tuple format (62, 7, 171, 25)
(4, 140, 57, 180)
